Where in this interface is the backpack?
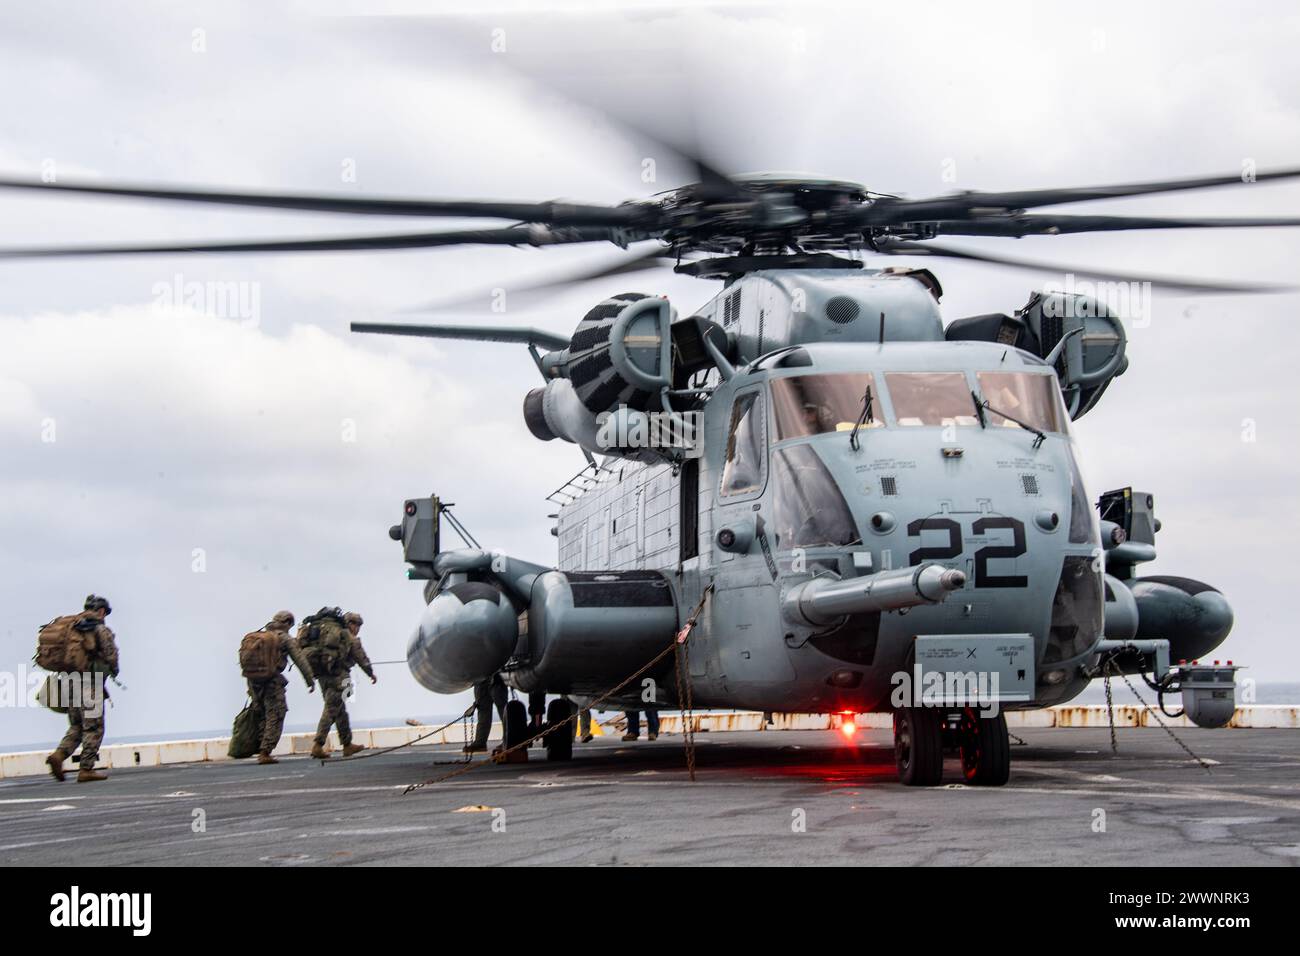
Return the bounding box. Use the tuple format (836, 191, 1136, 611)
(228, 703, 263, 759)
(239, 630, 282, 681)
(34, 613, 96, 673)
(299, 608, 348, 677)
(36, 674, 70, 714)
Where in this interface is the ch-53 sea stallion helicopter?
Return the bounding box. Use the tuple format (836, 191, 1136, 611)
(3, 146, 1296, 786)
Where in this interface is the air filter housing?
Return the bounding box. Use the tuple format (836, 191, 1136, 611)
(565, 293, 673, 415)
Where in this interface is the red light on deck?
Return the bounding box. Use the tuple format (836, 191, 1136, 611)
(840, 717, 857, 738)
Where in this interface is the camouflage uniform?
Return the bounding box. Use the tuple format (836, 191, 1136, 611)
(471, 674, 508, 750)
(52, 596, 120, 778)
(314, 612, 375, 749)
(247, 611, 314, 755)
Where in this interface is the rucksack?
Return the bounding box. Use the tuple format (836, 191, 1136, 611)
(299, 608, 348, 676)
(228, 703, 263, 759)
(34, 613, 96, 674)
(239, 630, 282, 681)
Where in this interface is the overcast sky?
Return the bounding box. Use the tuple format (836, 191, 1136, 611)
(2, 0, 1298, 750)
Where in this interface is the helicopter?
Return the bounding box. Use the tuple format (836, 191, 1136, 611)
(2, 152, 1294, 787)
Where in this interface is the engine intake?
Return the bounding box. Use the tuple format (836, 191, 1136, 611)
(564, 293, 674, 415)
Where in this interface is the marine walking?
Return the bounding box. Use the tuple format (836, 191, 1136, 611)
(39, 595, 120, 783)
(238, 610, 316, 764)
(299, 608, 377, 759)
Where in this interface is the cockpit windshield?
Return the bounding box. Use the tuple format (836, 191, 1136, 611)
(885, 372, 980, 427)
(976, 371, 1067, 434)
(771, 372, 882, 441)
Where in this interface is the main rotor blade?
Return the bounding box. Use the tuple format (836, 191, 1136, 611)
(875, 239, 1295, 294)
(406, 245, 677, 313)
(931, 214, 1300, 238)
(0, 176, 647, 226)
(865, 167, 1300, 223)
(0, 226, 624, 259)
(350, 322, 571, 351)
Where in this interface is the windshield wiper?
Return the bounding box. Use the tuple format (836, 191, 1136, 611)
(849, 385, 874, 451)
(975, 393, 1047, 448)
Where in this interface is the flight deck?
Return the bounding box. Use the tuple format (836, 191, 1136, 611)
(3, 727, 1297, 867)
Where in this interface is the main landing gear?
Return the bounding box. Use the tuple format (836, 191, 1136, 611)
(542, 698, 574, 762)
(495, 698, 575, 763)
(892, 706, 1011, 787)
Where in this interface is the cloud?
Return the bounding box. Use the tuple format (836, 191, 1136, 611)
(0, 303, 579, 747)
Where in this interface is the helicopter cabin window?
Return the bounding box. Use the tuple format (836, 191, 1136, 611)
(771, 373, 883, 441)
(770, 444, 861, 549)
(719, 390, 766, 497)
(976, 371, 1067, 434)
(885, 372, 979, 427)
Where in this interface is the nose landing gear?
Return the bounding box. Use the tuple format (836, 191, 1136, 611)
(957, 708, 1010, 786)
(892, 706, 1011, 786)
(893, 707, 944, 786)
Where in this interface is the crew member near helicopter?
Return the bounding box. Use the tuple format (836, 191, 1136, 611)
(528, 690, 548, 734)
(467, 672, 508, 753)
(623, 708, 659, 742)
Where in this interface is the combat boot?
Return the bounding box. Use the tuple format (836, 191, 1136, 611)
(342, 743, 366, 757)
(46, 749, 67, 782)
(310, 742, 330, 760)
(77, 769, 108, 783)
(257, 752, 278, 765)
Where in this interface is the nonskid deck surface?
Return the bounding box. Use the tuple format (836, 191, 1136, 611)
(2, 729, 1297, 866)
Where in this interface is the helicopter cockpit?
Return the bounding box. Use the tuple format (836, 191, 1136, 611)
(719, 362, 1079, 555)
(764, 369, 1069, 438)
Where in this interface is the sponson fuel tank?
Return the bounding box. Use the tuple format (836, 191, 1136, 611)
(407, 582, 519, 694)
(1129, 575, 1233, 662)
(1102, 574, 1233, 663)
(509, 570, 679, 695)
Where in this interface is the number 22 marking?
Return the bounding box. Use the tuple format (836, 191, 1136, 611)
(906, 516, 1027, 588)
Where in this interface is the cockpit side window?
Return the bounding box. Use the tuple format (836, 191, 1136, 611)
(719, 389, 766, 498)
(885, 372, 980, 427)
(976, 371, 1067, 434)
(770, 444, 861, 549)
(771, 373, 883, 441)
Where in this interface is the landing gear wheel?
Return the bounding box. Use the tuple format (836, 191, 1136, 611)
(959, 708, 1011, 786)
(544, 698, 574, 762)
(504, 700, 529, 751)
(894, 707, 944, 786)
